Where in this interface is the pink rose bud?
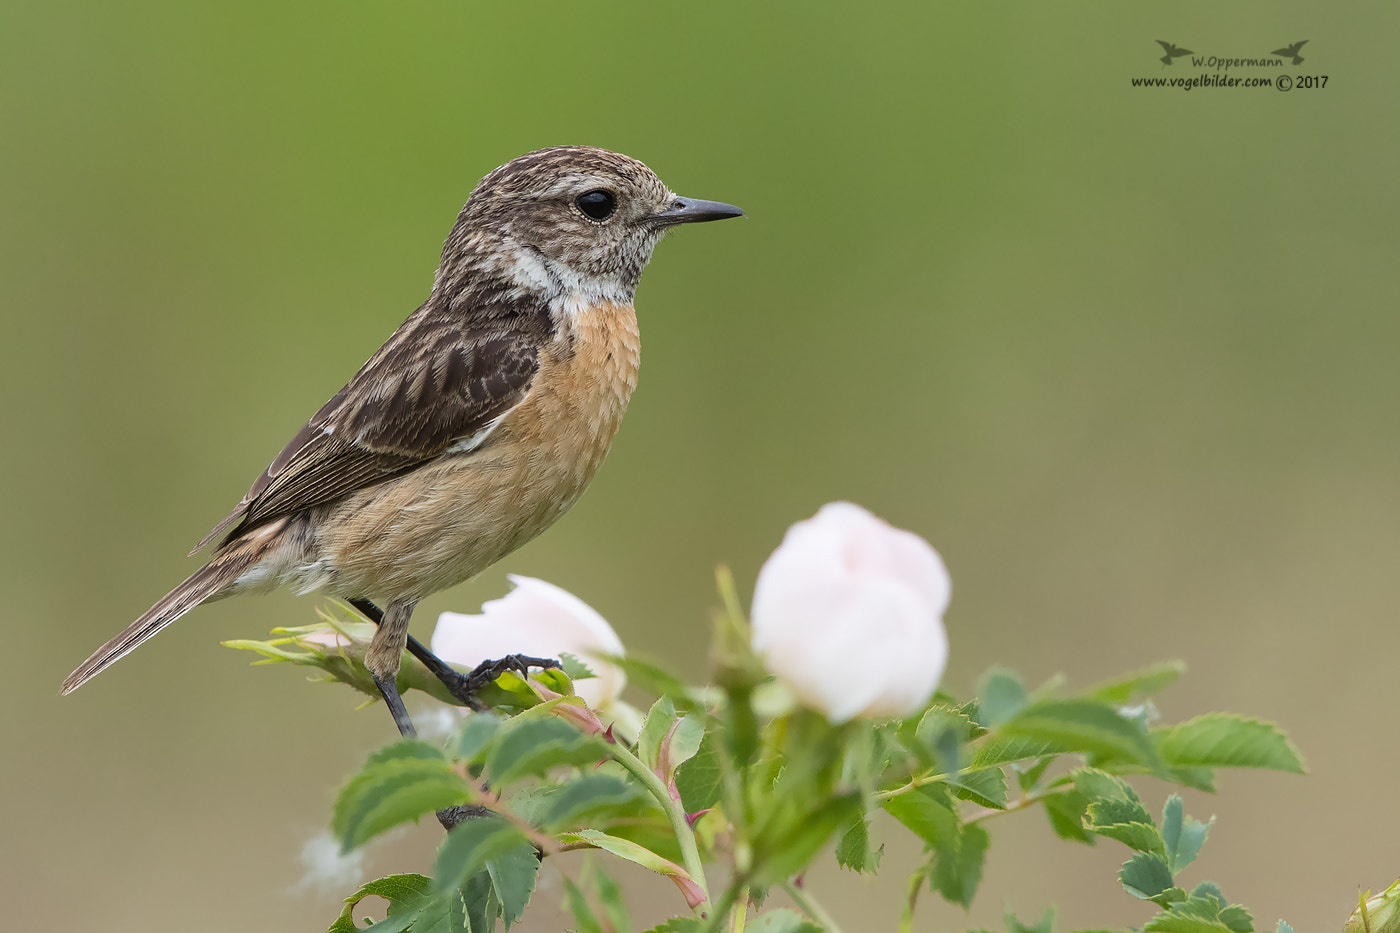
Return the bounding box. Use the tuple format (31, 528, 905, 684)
(431, 575, 627, 709)
(751, 502, 950, 722)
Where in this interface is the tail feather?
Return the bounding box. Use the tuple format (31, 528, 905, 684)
(61, 545, 263, 695)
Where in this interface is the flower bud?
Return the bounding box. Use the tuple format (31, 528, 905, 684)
(1346, 881, 1400, 933)
(432, 575, 627, 709)
(751, 502, 950, 722)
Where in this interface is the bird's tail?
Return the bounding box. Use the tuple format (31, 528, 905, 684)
(61, 541, 266, 695)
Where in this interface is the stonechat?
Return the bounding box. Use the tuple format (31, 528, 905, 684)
(62, 145, 743, 737)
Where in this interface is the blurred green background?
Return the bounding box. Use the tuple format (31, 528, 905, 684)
(2, 1, 1396, 929)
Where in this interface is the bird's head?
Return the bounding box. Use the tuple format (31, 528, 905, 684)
(440, 146, 743, 305)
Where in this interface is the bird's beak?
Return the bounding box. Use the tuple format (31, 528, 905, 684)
(650, 196, 745, 226)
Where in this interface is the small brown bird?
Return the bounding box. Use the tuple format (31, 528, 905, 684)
(62, 145, 743, 735)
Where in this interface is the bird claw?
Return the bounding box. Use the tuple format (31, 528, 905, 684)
(439, 654, 562, 708)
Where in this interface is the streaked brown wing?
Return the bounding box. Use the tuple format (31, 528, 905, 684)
(193, 312, 541, 552)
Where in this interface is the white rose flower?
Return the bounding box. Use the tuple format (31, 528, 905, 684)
(431, 575, 627, 709)
(750, 502, 950, 723)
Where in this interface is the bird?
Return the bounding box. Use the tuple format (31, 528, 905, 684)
(61, 145, 744, 737)
(1156, 40, 1193, 65)
(1272, 40, 1307, 65)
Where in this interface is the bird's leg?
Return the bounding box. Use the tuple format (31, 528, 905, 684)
(349, 598, 560, 712)
(364, 600, 419, 738)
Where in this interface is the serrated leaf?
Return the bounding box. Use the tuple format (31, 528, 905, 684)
(676, 731, 723, 812)
(836, 817, 883, 873)
(558, 652, 598, 681)
(1043, 789, 1095, 845)
(431, 816, 530, 895)
(593, 865, 630, 933)
(747, 908, 823, 933)
(328, 874, 431, 933)
(540, 774, 640, 832)
(333, 742, 471, 852)
(978, 669, 1028, 727)
(1086, 661, 1185, 704)
(933, 821, 989, 908)
(1167, 766, 1217, 793)
(559, 829, 705, 907)
(1073, 768, 1142, 805)
(946, 767, 1009, 809)
(486, 837, 540, 930)
(643, 919, 703, 933)
(562, 875, 604, 933)
(638, 697, 678, 772)
(1275, 923, 1293, 933)
(486, 716, 606, 787)
(1154, 714, 1304, 774)
(611, 655, 691, 705)
(1142, 894, 1242, 933)
(1004, 700, 1160, 770)
(915, 706, 976, 769)
(455, 712, 504, 762)
(882, 784, 959, 850)
(752, 792, 864, 886)
(1119, 852, 1175, 900)
(1161, 796, 1212, 873)
(1015, 756, 1054, 792)
(1085, 805, 1162, 854)
(973, 735, 1059, 768)
(1005, 907, 1056, 933)
(1217, 905, 1252, 933)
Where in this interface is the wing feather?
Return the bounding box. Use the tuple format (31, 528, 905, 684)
(193, 306, 543, 552)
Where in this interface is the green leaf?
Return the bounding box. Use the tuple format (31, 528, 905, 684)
(558, 652, 597, 681)
(1275, 923, 1294, 933)
(455, 712, 504, 762)
(333, 741, 470, 852)
(1154, 714, 1305, 774)
(643, 919, 703, 933)
(486, 838, 540, 930)
(835, 817, 883, 873)
(973, 735, 1058, 768)
(1005, 908, 1056, 933)
(1166, 766, 1217, 793)
(1086, 661, 1185, 704)
(431, 816, 530, 895)
(1084, 796, 1163, 854)
(747, 908, 823, 933)
(1161, 795, 1212, 873)
(1003, 699, 1160, 769)
(946, 767, 1008, 810)
(558, 829, 701, 897)
(485, 716, 606, 787)
(752, 792, 864, 886)
(1119, 851, 1175, 901)
(327, 874, 431, 933)
(978, 668, 1028, 727)
(933, 821, 989, 908)
(676, 730, 723, 812)
(915, 705, 976, 770)
(1043, 789, 1095, 845)
(1015, 756, 1054, 792)
(540, 774, 640, 832)
(1072, 768, 1143, 805)
(638, 697, 679, 771)
(882, 784, 959, 850)
(562, 875, 604, 933)
(611, 655, 692, 705)
(1141, 895, 1249, 933)
(593, 865, 631, 933)
(661, 715, 706, 781)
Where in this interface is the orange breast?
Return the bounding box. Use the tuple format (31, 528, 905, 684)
(319, 300, 641, 601)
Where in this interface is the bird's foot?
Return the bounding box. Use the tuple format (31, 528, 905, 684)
(438, 654, 561, 709)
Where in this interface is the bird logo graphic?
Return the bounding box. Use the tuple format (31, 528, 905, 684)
(1272, 40, 1308, 65)
(1156, 40, 1193, 65)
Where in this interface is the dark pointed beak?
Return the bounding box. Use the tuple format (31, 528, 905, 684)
(650, 196, 745, 226)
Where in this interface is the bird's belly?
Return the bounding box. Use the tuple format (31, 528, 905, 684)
(317, 300, 640, 601)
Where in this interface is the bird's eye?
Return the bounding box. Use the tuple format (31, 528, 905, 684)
(575, 189, 617, 221)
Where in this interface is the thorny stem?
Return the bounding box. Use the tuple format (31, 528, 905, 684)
(607, 740, 711, 908)
(782, 881, 845, 933)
